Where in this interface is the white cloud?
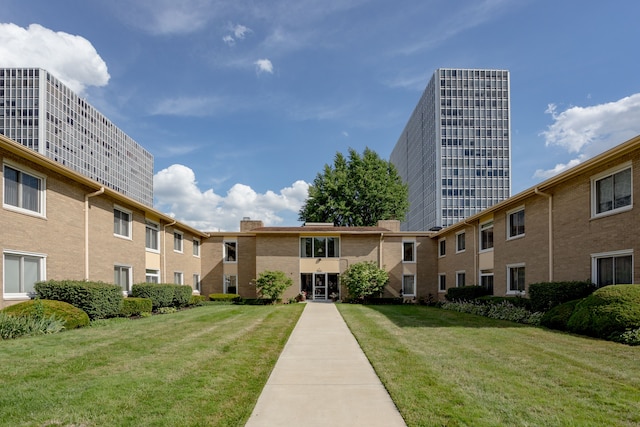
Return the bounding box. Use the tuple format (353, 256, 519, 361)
(0, 23, 109, 95)
(111, 0, 216, 35)
(150, 96, 226, 116)
(254, 59, 274, 74)
(232, 24, 252, 39)
(535, 93, 640, 179)
(222, 35, 235, 46)
(153, 164, 309, 231)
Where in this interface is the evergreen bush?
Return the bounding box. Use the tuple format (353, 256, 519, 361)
(131, 283, 175, 309)
(445, 285, 490, 301)
(528, 281, 596, 312)
(34, 280, 123, 320)
(120, 298, 153, 317)
(2, 299, 89, 329)
(540, 299, 581, 331)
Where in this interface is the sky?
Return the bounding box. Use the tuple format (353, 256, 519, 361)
(2, 0, 640, 231)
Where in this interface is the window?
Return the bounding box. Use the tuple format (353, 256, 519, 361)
(174, 231, 183, 253)
(507, 264, 526, 294)
(224, 274, 237, 294)
(480, 271, 494, 294)
(480, 221, 494, 251)
(3, 164, 45, 216)
(592, 164, 632, 217)
(592, 251, 633, 287)
(456, 271, 466, 288)
(174, 272, 184, 285)
(402, 275, 415, 296)
(114, 265, 131, 292)
(300, 237, 340, 258)
(403, 241, 415, 262)
(145, 269, 160, 283)
(145, 221, 159, 251)
(114, 207, 132, 238)
(507, 207, 525, 239)
(456, 232, 466, 253)
(438, 238, 446, 257)
(3, 251, 45, 296)
(192, 239, 200, 257)
(193, 274, 201, 292)
(438, 274, 447, 292)
(224, 241, 237, 262)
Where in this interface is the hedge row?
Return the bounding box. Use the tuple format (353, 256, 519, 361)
(35, 280, 123, 320)
(119, 298, 153, 317)
(528, 281, 596, 312)
(445, 285, 490, 301)
(131, 283, 193, 309)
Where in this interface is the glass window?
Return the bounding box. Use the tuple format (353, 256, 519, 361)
(174, 232, 183, 252)
(114, 208, 131, 238)
(3, 164, 44, 215)
(438, 274, 446, 292)
(439, 239, 446, 257)
(594, 166, 632, 215)
(481, 272, 494, 294)
(456, 271, 466, 288)
(456, 232, 465, 252)
(145, 269, 160, 283)
(402, 275, 415, 296)
(224, 241, 237, 262)
(145, 221, 159, 251)
(193, 239, 200, 257)
(327, 237, 340, 258)
(300, 238, 313, 258)
(313, 237, 326, 257)
(3, 252, 44, 295)
(300, 237, 340, 258)
(224, 274, 237, 294)
(193, 274, 201, 292)
(403, 241, 415, 262)
(593, 252, 633, 287)
(507, 264, 525, 294)
(114, 265, 131, 292)
(508, 208, 525, 239)
(480, 221, 494, 251)
(173, 272, 183, 285)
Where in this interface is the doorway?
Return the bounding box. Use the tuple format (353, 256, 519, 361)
(301, 273, 339, 301)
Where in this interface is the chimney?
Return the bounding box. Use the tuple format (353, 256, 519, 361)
(240, 217, 264, 232)
(377, 220, 400, 232)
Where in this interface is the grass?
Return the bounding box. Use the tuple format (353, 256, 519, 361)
(337, 304, 640, 427)
(0, 304, 304, 427)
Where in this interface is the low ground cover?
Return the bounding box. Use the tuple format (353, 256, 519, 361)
(0, 304, 304, 426)
(338, 304, 640, 427)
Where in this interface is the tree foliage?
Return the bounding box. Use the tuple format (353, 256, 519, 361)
(255, 270, 293, 300)
(298, 147, 408, 226)
(342, 261, 389, 300)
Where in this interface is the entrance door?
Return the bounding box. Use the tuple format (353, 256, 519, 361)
(313, 273, 327, 300)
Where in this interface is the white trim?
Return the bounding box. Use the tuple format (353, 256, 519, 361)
(438, 273, 447, 293)
(113, 205, 133, 240)
(145, 220, 160, 253)
(114, 264, 132, 294)
(192, 238, 201, 258)
(455, 230, 466, 253)
(438, 237, 446, 258)
(506, 205, 525, 240)
(455, 270, 466, 287)
(479, 220, 494, 253)
(590, 161, 633, 219)
(173, 271, 184, 285)
(506, 263, 526, 295)
(2, 160, 47, 219)
(3, 249, 47, 298)
(173, 230, 184, 253)
(223, 239, 237, 263)
(591, 249, 634, 286)
(402, 239, 416, 263)
(402, 274, 416, 297)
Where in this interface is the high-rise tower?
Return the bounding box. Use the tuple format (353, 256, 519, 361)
(390, 68, 511, 230)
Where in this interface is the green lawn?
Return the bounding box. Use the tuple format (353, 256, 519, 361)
(0, 304, 304, 427)
(337, 304, 640, 427)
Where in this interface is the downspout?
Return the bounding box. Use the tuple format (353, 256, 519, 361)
(535, 188, 553, 282)
(379, 233, 384, 268)
(163, 219, 177, 283)
(84, 187, 105, 280)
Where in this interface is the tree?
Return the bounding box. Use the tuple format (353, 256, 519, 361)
(341, 261, 389, 300)
(298, 147, 408, 226)
(255, 270, 293, 301)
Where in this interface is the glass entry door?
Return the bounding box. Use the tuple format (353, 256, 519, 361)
(313, 273, 327, 300)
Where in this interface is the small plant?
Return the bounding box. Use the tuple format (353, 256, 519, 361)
(616, 328, 640, 346)
(255, 270, 293, 301)
(341, 261, 389, 301)
(156, 307, 178, 315)
(0, 311, 65, 339)
(441, 300, 542, 325)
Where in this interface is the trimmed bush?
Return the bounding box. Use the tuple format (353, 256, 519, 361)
(190, 295, 208, 306)
(445, 285, 490, 301)
(131, 283, 174, 309)
(173, 285, 193, 308)
(209, 293, 239, 301)
(363, 297, 403, 305)
(567, 285, 640, 340)
(120, 298, 153, 317)
(35, 280, 123, 320)
(2, 299, 89, 329)
(540, 299, 581, 331)
(528, 281, 596, 312)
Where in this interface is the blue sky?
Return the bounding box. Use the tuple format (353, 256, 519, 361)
(2, 0, 640, 230)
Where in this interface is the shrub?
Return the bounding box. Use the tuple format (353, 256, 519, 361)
(540, 299, 581, 331)
(255, 270, 293, 300)
(341, 261, 389, 301)
(441, 300, 542, 325)
(0, 300, 65, 339)
(2, 299, 89, 329)
(131, 283, 174, 309)
(567, 285, 640, 340)
(120, 298, 153, 317)
(35, 280, 123, 320)
(528, 281, 596, 312)
(476, 295, 532, 310)
(445, 285, 490, 301)
(189, 295, 208, 306)
(209, 293, 240, 301)
(616, 328, 640, 346)
(173, 285, 193, 308)
(362, 297, 403, 305)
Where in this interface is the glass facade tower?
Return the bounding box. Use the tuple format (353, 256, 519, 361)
(390, 68, 511, 230)
(0, 68, 153, 206)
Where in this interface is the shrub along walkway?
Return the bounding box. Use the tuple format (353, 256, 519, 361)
(245, 301, 406, 427)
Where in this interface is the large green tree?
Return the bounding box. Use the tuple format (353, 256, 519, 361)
(298, 147, 408, 226)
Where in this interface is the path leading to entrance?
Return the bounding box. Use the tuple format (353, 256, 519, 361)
(245, 302, 407, 427)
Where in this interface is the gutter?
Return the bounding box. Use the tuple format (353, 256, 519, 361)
(534, 187, 553, 282)
(84, 187, 105, 280)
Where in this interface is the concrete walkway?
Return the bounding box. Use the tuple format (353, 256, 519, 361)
(245, 302, 407, 427)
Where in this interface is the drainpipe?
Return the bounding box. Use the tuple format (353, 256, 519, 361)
(84, 187, 105, 280)
(535, 188, 553, 282)
(379, 233, 384, 268)
(163, 219, 177, 283)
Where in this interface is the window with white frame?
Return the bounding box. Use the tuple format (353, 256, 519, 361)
(145, 221, 159, 251)
(402, 275, 416, 296)
(592, 250, 633, 287)
(224, 274, 237, 294)
(193, 274, 201, 292)
(480, 271, 494, 294)
(3, 163, 45, 216)
(192, 239, 200, 257)
(456, 231, 466, 253)
(507, 263, 526, 294)
(3, 251, 45, 297)
(224, 240, 237, 262)
(300, 237, 340, 258)
(438, 238, 446, 257)
(403, 241, 415, 262)
(507, 207, 525, 239)
(114, 265, 131, 292)
(456, 271, 466, 288)
(174, 231, 183, 253)
(480, 221, 494, 251)
(145, 269, 160, 283)
(438, 273, 446, 292)
(592, 163, 632, 217)
(114, 206, 132, 238)
(174, 271, 184, 285)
